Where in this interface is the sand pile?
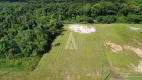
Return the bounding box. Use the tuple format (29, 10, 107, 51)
(128, 27, 141, 31)
(69, 24, 96, 34)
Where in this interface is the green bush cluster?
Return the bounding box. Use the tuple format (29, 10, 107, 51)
(0, 57, 40, 71)
(0, 3, 63, 59)
(96, 15, 117, 24)
(0, 2, 63, 70)
(126, 14, 142, 23)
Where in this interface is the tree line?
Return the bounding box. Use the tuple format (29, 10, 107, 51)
(0, 0, 122, 2)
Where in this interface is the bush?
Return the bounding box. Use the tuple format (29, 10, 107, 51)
(96, 15, 117, 23)
(75, 15, 94, 23)
(117, 16, 127, 23)
(126, 14, 142, 23)
(86, 17, 94, 23)
(22, 57, 40, 71)
(0, 57, 40, 71)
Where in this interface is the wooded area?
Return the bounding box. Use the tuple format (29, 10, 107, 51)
(0, 0, 142, 70)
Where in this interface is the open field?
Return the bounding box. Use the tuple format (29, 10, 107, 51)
(0, 24, 142, 80)
(28, 24, 142, 80)
(0, 1, 142, 80)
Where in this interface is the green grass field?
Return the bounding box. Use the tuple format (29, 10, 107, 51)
(29, 24, 142, 80)
(0, 24, 142, 80)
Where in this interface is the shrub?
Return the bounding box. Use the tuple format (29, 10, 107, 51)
(76, 15, 94, 23)
(0, 57, 40, 71)
(126, 14, 142, 23)
(22, 57, 40, 71)
(117, 16, 127, 23)
(96, 15, 116, 23)
(86, 17, 94, 23)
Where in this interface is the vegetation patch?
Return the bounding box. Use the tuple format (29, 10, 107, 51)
(0, 57, 40, 71)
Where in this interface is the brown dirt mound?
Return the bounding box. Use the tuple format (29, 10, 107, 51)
(105, 41, 123, 53)
(124, 46, 142, 57)
(105, 41, 142, 57)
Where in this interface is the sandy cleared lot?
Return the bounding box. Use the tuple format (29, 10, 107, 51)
(69, 24, 96, 34)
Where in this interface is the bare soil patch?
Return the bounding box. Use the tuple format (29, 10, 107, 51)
(64, 72, 70, 80)
(105, 41, 142, 57)
(128, 61, 142, 73)
(86, 72, 101, 77)
(105, 41, 123, 53)
(124, 46, 142, 57)
(105, 41, 142, 73)
(135, 61, 142, 73)
(69, 24, 96, 34)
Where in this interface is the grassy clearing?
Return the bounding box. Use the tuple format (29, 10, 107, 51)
(96, 24, 141, 67)
(0, 57, 40, 80)
(30, 24, 110, 80)
(1, 24, 142, 80)
(30, 24, 142, 80)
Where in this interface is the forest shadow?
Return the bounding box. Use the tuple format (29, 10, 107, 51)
(41, 27, 66, 56)
(53, 43, 61, 47)
(60, 29, 67, 36)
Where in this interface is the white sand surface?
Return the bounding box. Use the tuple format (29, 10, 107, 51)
(69, 24, 96, 34)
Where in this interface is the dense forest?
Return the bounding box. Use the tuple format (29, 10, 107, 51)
(0, 0, 142, 70)
(0, 0, 124, 2)
(0, 2, 64, 70)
